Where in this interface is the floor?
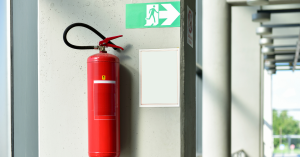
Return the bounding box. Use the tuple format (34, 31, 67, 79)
(273, 154, 300, 157)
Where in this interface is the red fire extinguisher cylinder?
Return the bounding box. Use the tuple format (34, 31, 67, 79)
(87, 36, 123, 157)
(87, 52, 120, 157)
(62, 23, 123, 157)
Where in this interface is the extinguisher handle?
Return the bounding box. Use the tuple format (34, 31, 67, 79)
(63, 23, 118, 50)
(99, 35, 124, 50)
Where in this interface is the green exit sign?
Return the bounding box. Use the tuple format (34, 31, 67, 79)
(126, 1, 180, 29)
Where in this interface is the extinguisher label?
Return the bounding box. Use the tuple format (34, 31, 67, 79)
(93, 80, 116, 120)
(94, 80, 116, 84)
(102, 75, 106, 80)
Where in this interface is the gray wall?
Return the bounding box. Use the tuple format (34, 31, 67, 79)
(231, 6, 261, 157)
(13, 0, 39, 156)
(38, 0, 181, 156)
(0, 0, 11, 156)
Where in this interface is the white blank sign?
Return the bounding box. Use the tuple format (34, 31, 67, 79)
(139, 48, 180, 107)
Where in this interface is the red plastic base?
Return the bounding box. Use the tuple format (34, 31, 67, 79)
(89, 152, 119, 157)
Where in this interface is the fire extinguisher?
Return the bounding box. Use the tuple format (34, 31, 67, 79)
(63, 23, 123, 157)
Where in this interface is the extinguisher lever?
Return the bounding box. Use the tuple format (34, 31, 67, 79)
(99, 35, 124, 50)
(101, 35, 123, 43)
(105, 43, 124, 50)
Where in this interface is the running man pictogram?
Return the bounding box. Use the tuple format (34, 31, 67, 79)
(145, 5, 159, 23)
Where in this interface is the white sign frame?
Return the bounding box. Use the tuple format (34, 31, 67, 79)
(139, 48, 180, 108)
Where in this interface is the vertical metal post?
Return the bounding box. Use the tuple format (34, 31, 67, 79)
(195, 0, 203, 156)
(280, 127, 282, 145)
(13, 0, 38, 156)
(180, 0, 196, 156)
(288, 136, 291, 153)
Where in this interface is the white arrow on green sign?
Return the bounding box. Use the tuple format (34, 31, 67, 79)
(126, 1, 180, 29)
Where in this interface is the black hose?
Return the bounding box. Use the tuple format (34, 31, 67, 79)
(63, 23, 117, 50)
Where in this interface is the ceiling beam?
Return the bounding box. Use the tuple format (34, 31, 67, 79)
(292, 31, 300, 71)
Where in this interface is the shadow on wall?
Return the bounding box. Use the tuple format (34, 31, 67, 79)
(204, 73, 259, 128)
(231, 93, 259, 127)
(204, 71, 260, 155)
(120, 64, 132, 156)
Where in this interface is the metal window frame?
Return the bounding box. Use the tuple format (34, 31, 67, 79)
(11, 0, 39, 156)
(0, 0, 12, 157)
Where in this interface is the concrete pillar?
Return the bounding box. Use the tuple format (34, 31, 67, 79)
(202, 0, 231, 157)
